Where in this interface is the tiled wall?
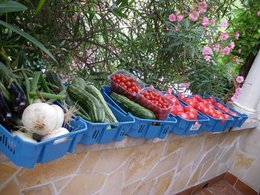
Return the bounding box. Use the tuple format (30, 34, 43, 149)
(230, 124, 260, 192)
(0, 129, 255, 195)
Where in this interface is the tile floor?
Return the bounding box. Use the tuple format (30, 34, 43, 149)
(194, 180, 243, 195)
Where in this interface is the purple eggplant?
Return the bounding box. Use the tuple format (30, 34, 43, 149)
(7, 82, 27, 114)
(0, 90, 13, 130)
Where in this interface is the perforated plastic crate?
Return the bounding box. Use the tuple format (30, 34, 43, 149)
(101, 86, 177, 139)
(213, 97, 248, 128)
(0, 117, 87, 168)
(79, 103, 135, 145)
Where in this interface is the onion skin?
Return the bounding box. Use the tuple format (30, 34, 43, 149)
(41, 127, 69, 144)
(12, 131, 37, 143)
(51, 105, 64, 130)
(22, 103, 58, 135)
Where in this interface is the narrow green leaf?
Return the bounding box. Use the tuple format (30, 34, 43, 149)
(35, 0, 46, 14)
(0, 61, 19, 79)
(0, 0, 27, 13)
(0, 20, 57, 63)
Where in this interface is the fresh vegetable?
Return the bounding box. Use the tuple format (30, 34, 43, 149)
(85, 85, 117, 122)
(180, 93, 231, 120)
(22, 103, 62, 135)
(67, 84, 105, 122)
(51, 105, 65, 129)
(111, 74, 141, 94)
(7, 82, 27, 114)
(213, 101, 239, 116)
(140, 89, 171, 109)
(110, 92, 156, 119)
(65, 93, 91, 121)
(41, 127, 69, 144)
(12, 131, 37, 143)
(0, 90, 13, 129)
(71, 77, 87, 89)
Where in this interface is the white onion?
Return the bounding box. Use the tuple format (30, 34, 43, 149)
(22, 103, 58, 135)
(12, 131, 37, 143)
(51, 105, 64, 130)
(41, 127, 69, 144)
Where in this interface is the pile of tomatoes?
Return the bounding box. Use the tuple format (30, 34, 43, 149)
(165, 93, 198, 120)
(141, 89, 171, 109)
(213, 102, 238, 117)
(111, 74, 141, 94)
(179, 94, 231, 120)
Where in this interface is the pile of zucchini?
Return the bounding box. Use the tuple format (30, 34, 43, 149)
(67, 78, 117, 123)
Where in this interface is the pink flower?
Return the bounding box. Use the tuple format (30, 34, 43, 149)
(202, 46, 213, 55)
(199, 1, 207, 13)
(257, 11, 260, 17)
(174, 26, 180, 32)
(201, 17, 209, 26)
(210, 18, 216, 25)
(234, 31, 240, 40)
(235, 87, 241, 94)
(230, 41, 235, 49)
(169, 14, 177, 22)
(220, 32, 229, 41)
(177, 14, 184, 22)
(189, 11, 199, 21)
(236, 76, 244, 83)
(238, 49, 241, 53)
(220, 47, 231, 55)
(231, 96, 237, 102)
(214, 43, 220, 51)
(204, 55, 211, 62)
(221, 20, 228, 28)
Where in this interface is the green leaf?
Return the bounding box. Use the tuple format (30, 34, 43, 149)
(35, 0, 46, 14)
(0, 20, 57, 63)
(0, 0, 27, 13)
(0, 61, 19, 79)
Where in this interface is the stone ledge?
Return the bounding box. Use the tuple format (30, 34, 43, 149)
(230, 118, 258, 131)
(0, 118, 258, 163)
(74, 118, 258, 153)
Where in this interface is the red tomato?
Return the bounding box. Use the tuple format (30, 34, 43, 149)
(187, 111, 198, 120)
(215, 103, 224, 110)
(184, 105, 197, 114)
(175, 105, 184, 113)
(178, 112, 191, 120)
(230, 111, 238, 116)
(223, 114, 230, 119)
(193, 94, 203, 102)
(179, 93, 186, 100)
(202, 107, 210, 115)
(208, 104, 215, 110)
(207, 97, 216, 104)
(215, 110, 223, 116)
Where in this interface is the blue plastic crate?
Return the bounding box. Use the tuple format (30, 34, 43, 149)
(169, 111, 209, 135)
(0, 117, 87, 168)
(101, 86, 177, 139)
(161, 92, 210, 135)
(213, 97, 248, 128)
(79, 103, 135, 145)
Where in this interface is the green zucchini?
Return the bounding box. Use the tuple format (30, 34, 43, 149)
(110, 92, 156, 119)
(71, 77, 87, 89)
(65, 93, 91, 121)
(85, 85, 118, 122)
(67, 85, 105, 122)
